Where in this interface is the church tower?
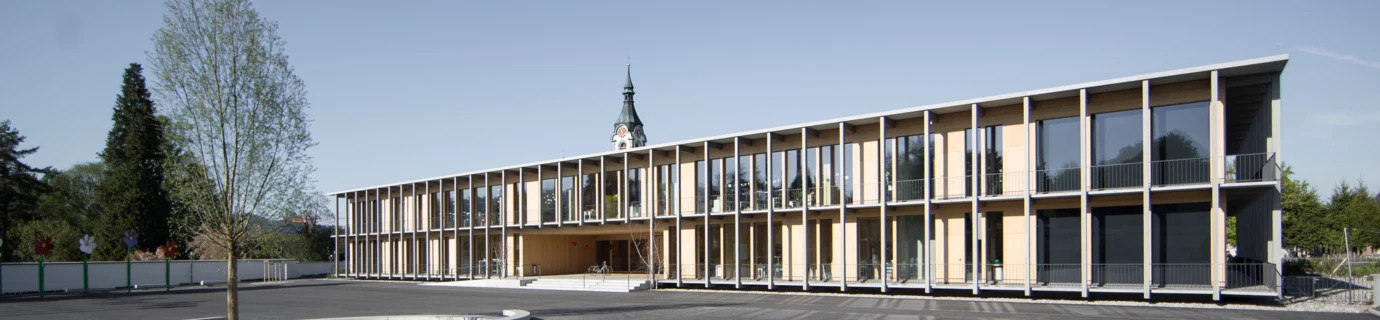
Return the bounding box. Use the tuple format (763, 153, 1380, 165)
(612, 64, 647, 150)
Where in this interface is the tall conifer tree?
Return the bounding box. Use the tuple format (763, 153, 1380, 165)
(96, 63, 171, 260)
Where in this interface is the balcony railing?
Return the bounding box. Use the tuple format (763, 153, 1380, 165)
(982, 171, 1027, 197)
(1090, 162, 1142, 190)
(931, 176, 970, 200)
(1225, 153, 1279, 183)
(893, 179, 927, 202)
(1090, 263, 1143, 287)
(1151, 157, 1210, 186)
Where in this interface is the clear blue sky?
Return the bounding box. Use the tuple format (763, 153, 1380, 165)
(2, 1, 1378, 200)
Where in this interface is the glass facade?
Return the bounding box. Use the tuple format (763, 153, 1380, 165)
(1091, 109, 1143, 189)
(1036, 117, 1080, 192)
(1152, 101, 1210, 185)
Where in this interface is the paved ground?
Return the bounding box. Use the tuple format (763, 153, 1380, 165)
(0, 279, 1371, 320)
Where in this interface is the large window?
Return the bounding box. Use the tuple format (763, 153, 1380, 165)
(709, 159, 723, 213)
(603, 170, 619, 219)
(581, 173, 597, 219)
(1036, 117, 1080, 192)
(540, 179, 554, 223)
(461, 188, 473, 227)
(1092, 109, 1143, 189)
(489, 185, 502, 226)
(695, 160, 706, 214)
(737, 155, 751, 210)
(1151, 101, 1210, 185)
(771, 151, 784, 208)
(753, 153, 768, 210)
(964, 128, 973, 197)
(626, 168, 642, 217)
(560, 176, 574, 221)
(983, 126, 1004, 195)
(842, 144, 854, 204)
(804, 147, 818, 206)
(474, 185, 487, 226)
(785, 150, 800, 208)
(894, 134, 926, 201)
(820, 145, 838, 206)
(445, 190, 456, 228)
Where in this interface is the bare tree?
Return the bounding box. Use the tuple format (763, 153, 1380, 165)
(149, 0, 315, 318)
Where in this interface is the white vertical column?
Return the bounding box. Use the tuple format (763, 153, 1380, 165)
(1142, 80, 1153, 299)
(600, 157, 607, 223)
(536, 167, 543, 228)
(558, 163, 564, 225)
(411, 183, 418, 279)
(501, 171, 507, 278)
(1024, 97, 1034, 296)
(675, 145, 683, 287)
(1079, 89, 1091, 298)
(623, 152, 630, 220)
(802, 128, 811, 291)
(703, 141, 711, 288)
(578, 160, 585, 225)
(648, 149, 657, 287)
(484, 174, 492, 279)
(733, 138, 743, 289)
(426, 181, 432, 280)
(765, 134, 775, 290)
(970, 104, 980, 295)
(375, 189, 381, 279)
(879, 117, 889, 293)
(1269, 74, 1283, 299)
(1210, 70, 1225, 301)
(451, 178, 459, 278)
(837, 123, 848, 292)
(388, 187, 394, 279)
(333, 194, 340, 277)
(466, 175, 474, 279)
(923, 112, 933, 294)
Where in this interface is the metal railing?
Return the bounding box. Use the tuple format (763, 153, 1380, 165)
(1035, 168, 1080, 193)
(1033, 264, 1082, 287)
(1225, 153, 1279, 183)
(930, 176, 971, 200)
(932, 263, 974, 285)
(1089, 263, 1143, 287)
(893, 179, 927, 202)
(847, 183, 883, 205)
(1150, 263, 1211, 289)
(885, 263, 925, 285)
(1225, 262, 1279, 292)
(1151, 157, 1210, 186)
(1090, 163, 1142, 190)
(627, 201, 644, 218)
(983, 172, 1027, 197)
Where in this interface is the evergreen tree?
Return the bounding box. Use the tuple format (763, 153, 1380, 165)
(0, 120, 51, 260)
(95, 63, 171, 260)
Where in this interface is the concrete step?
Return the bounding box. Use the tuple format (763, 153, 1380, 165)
(523, 279, 651, 292)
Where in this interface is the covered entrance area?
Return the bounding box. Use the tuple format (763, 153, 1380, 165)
(515, 224, 660, 277)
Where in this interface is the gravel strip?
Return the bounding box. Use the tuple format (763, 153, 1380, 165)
(656, 288, 1372, 314)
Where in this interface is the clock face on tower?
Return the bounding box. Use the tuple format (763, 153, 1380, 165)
(618, 127, 627, 137)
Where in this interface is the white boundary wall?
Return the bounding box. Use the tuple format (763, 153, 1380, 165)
(0, 260, 334, 294)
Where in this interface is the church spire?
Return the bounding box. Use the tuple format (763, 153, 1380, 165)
(612, 63, 647, 150)
(615, 63, 642, 128)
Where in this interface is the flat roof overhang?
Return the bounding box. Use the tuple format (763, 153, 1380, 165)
(329, 54, 1288, 196)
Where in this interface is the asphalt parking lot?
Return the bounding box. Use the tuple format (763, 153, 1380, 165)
(0, 279, 1371, 319)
